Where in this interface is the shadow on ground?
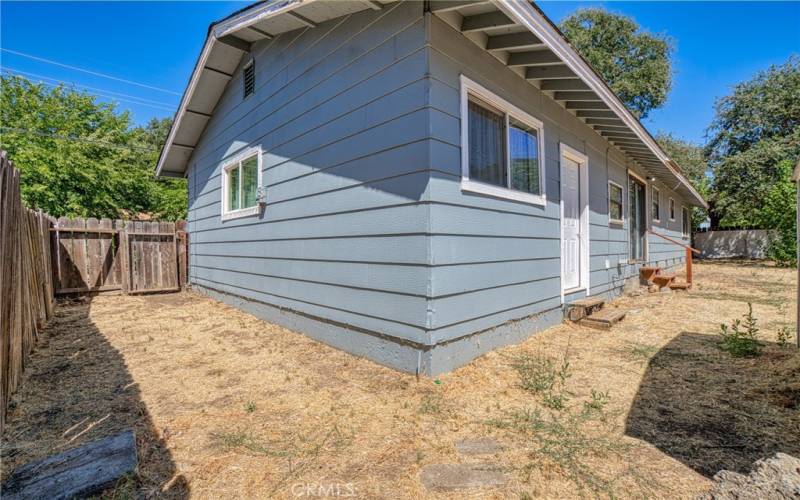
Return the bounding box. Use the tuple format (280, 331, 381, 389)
(0, 297, 189, 498)
(625, 332, 800, 478)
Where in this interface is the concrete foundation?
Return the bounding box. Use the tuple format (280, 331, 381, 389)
(193, 284, 562, 376)
(192, 254, 684, 376)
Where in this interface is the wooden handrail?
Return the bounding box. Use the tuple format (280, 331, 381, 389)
(648, 229, 698, 286)
(648, 230, 700, 254)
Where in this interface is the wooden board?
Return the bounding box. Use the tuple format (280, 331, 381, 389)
(580, 309, 627, 330)
(1, 430, 137, 500)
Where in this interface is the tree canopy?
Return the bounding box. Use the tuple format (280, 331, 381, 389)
(656, 132, 709, 228)
(0, 75, 185, 220)
(559, 8, 673, 119)
(705, 57, 800, 230)
(655, 132, 708, 193)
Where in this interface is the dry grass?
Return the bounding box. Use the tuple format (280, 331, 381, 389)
(1, 261, 798, 499)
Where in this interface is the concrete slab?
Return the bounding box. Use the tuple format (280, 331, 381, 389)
(455, 438, 503, 456)
(420, 464, 507, 491)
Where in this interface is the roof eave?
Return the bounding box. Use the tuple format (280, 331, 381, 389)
(155, 0, 317, 178)
(493, 0, 707, 209)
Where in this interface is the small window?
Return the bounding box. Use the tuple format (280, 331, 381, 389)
(651, 186, 660, 222)
(243, 61, 255, 99)
(669, 198, 676, 221)
(222, 147, 261, 220)
(682, 206, 690, 237)
(608, 181, 624, 224)
(461, 76, 545, 205)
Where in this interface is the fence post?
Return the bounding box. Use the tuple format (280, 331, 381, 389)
(118, 220, 130, 294)
(175, 220, 188, 289)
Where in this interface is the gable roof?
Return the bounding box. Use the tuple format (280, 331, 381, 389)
(156, 0, 706, 209)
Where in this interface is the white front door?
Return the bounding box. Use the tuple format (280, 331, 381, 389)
(562, 156, 581, 290)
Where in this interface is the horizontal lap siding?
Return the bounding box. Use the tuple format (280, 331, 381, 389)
(427, 15, 692, 342)
(186, 2, 431, 341)
(427, 17, 566, 342)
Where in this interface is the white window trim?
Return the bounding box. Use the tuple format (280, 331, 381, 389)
(460, 74, 546, 206)
(669, 197, 676, 221)
(651, 185, 661, 223)
(221, 146, 263, 221)
(608, 180, 624, 225)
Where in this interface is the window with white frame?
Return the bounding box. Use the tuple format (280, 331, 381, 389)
(651, 185, 660, 222)
(682, 206, 690, 237)
(222, 147, 262, 220)
(608, 181, 624, 224)
(460, 76, 545, 205)
(669, 198, 676, 221)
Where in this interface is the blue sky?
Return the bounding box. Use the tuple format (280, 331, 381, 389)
(2, 1, 798, 145)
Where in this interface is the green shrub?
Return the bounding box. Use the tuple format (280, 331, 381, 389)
(719, 303, 763, 357)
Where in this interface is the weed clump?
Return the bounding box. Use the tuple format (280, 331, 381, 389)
(719, 303, 763, 357)
(419, 392, 444, 415)
(776, 326, 794, 349)
(510, 351, 572, 410)
(493, 349, 646, 497)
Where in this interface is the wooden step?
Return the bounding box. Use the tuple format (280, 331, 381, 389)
(639, 266, 661, 284)
(652, 274, 676, 288)
(579, 308, 627, 330)
(669, 281, 691, 290)
(565, 297, 604, 321)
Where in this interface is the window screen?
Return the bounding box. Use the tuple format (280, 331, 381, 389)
(609, 183, 623, 222)
(651, 186, 660, 221)
(509, 118, 540, 195)
(467, 96, 542, 196)
(224, 152, 259, 214)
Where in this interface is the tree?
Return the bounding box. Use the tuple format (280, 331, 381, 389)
(0, 75, 186, 220)
(754, 160, 796, 266)
(559, 8, 673, 118)
(706, 56, 800, 162)
(130, 118, 188, 221)
(705, 57, 800, 230)
(656, 132, 709, 229)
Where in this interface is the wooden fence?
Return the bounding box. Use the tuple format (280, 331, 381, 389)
(0, 152, 55, 431)
(0, 149, 188, 429)
(52, 218, 188, 295)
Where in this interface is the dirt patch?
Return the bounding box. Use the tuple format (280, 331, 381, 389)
(1, 262, 798, 498)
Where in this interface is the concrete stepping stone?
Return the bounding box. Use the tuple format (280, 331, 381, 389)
(420, 463, 507, 491)
(455, 437, 503, 456)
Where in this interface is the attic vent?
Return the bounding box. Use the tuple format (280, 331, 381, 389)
(243, 62, 255, 99)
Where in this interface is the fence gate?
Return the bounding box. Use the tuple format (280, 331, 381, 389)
(51, 218, 187, 295)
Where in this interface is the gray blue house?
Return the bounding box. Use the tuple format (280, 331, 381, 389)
(156, 0, 705, 375)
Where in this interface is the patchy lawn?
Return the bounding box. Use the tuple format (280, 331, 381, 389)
(2, 261, 799, 499)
